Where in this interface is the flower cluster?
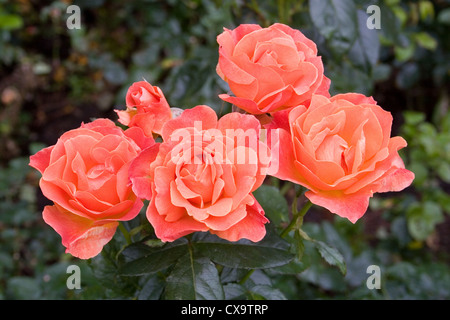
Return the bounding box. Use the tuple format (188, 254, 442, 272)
(30, 23, 414, 259)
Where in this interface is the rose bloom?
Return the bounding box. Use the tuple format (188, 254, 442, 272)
(29, 119, 154, 259)
(115, 80, 172, 136)
(267, 93, 415, 223)
(129, 105, 270, 242)
(216, 23, 330, 115)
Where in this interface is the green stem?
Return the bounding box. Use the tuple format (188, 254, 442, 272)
(239, 269, 255, 285)
(248, 0, 269, 26)
(278, 0, 286, 23)
(118, 222, 132, 245)
(280, 200, 313, 238)
(280, 181, 292, 196)
(298, 228, 313, 241)
(239, 200, 313, 286)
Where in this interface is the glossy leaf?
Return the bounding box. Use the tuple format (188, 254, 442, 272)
(223, 283, 246, 300)
(249, 285, 287, 300)
(165, 254, 224, 300)
(313, 240, 346, 276)
(266, 258, 309, 275)
(253, 184, 290, 225)
(309, 0, 357, 57)
(194, 232, 294, 269)
(347, 10, 380, 72)
(137, 274, 165, 300)
(119, 243, 187, 276)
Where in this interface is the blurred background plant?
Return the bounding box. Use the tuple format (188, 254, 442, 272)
(0, 0, 448, 299)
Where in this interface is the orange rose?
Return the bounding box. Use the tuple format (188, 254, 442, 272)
(129, 105, 270, 242)
(29, 119, 155, 259)
(217, 23, 330, 115)
(115, 80, 172, 136)
(267, 93, 414, 223)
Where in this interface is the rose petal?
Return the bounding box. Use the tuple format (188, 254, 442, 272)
(42, 205, 118, 259)
(129, 144, 160, 200)
(124, 126, 155, 151)
(218, 49, 256, 86)
(233, 27, 289, 58)
(270, 23, 318, 55)
(218, 94, 262, 115)
(305, 190, 371, 224)
(330, 93, 377, 106)
(228, 24, 262, 43)
(203, 202, 247, 231)
(230, 53, 285, 103)
(29, 145, 54, 174)
(217, 111, 261, 134)
(266, 125, 304, 184)
(375, 167, 415, 193)
(210, 196, 268, 242)
(146, 193, 208, 242)
(161, 105, 218, 142)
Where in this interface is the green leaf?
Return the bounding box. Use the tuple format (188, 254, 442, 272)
(419, 1, 434, 21)
(238, 269, 287, 299)
(414, 32, 437, 50)
(396, 62, 420, 89)
(88, 239, 139, 298)
(378, 3, 403, 45)
(403, 111, 426, 126)
(437, 162, 450, 182)
(321, 221, 351, 258)
(313, 240, 346, 276)
(223, 283, 247, 300)
(0, 14, 23, 30)
(437, 8, 450, 25)
(103, 60, 128, 85)
(395, 43, 416, 62)
(309, 0, 357, 57)
(328, 59, 372, 95)
(253, 185, 289, 225)
(119, 243, 187, 276)
(194, 232, 294, 269)
(196, 242, 293, 269)
(347, 10, 380, 72)
(6, 277, 40, 299)
(266, 258, 309, 275)
(391, 217, 412, 247)
(436, 190, 450, 213)
(165, 254, 224, 300)
(249, 285, 287, 300)
(137, 274, 165, 300)
(407, 201, 444, 241)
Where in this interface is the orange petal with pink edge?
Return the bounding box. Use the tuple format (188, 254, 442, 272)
(305, 190, 371, 224)
(146, 194, 208, 242)
(203, 202, 248, 231)
(129, 144, 160, 200)
(29, 145, 54, 174)
(330, 93, 377, 106)
(270, 23, 318, 55)
(375, 167, 415, 193)
(210, 196, 268, 242)
(42, 205, 118, 259)
(218, 94, 262, 114)
(161, 105, 218, 141)
(227, 24, 262, 43)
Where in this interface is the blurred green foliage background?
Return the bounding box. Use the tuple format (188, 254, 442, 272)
(0, 0, 449, 299)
